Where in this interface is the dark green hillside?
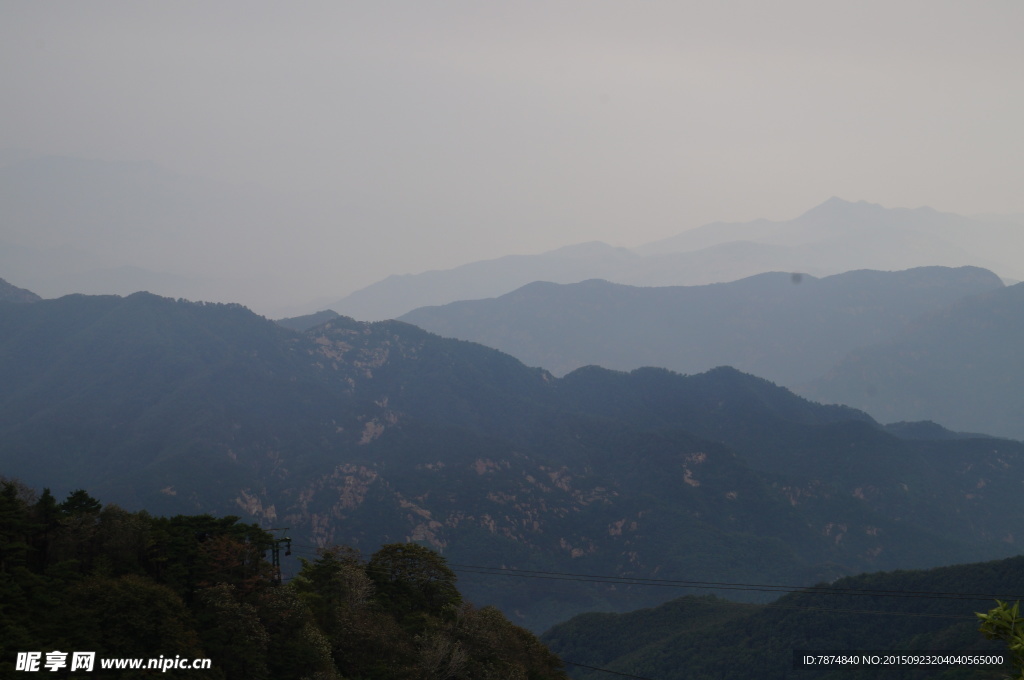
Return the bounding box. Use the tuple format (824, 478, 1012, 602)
(0, 479, 567, 679)
(555, 364, 874, 462)
(3, 292, 1024, 630)
(544, 557, 1024, 680)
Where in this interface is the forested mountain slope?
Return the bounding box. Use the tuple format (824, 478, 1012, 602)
(2, 292, 1023, 630)
(544, 555, 1024, 680)
(0, 480, 567, 680)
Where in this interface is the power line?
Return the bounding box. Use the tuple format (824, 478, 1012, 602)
(283, 541, 1024, 603)
(278, 546, 1005, 680)
(446, 562, 1024, 603)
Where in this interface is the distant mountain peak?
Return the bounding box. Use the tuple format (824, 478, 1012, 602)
(330, 197, 1022, 321)
(797, 197, 885, 220)
(797, 197, 956, 225)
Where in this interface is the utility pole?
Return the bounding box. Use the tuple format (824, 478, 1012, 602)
(267, 528, 292, 585)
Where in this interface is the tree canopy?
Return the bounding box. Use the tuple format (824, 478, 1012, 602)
(0, 479, 567, 680)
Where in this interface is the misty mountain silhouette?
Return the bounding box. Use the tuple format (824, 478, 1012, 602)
(802, 281, 1024, 440)
(330, 198, 1023, 320)
(399, 266, 1002, 384)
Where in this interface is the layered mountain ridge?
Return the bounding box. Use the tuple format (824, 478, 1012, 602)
(2, 291, 1023, 631)
(398, 266, 1024, 440)
(399, 266, 1003, 384)
(330, 198, 1024, 320)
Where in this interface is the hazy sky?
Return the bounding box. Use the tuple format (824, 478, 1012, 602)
(2, 1, 1023, 313)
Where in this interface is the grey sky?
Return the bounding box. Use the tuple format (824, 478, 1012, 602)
(2, 1, 1022, 314)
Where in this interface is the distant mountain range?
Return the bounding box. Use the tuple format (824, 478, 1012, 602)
(4, 152, 1022, 323)
(802, 281, 1024, 439)
(398, 267, 1024, 441)
(399, 266, 1002, 384)
(331, 198, 1024, 320)
(4, 291, 1024, 632)
(328, 241, 641, 321)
